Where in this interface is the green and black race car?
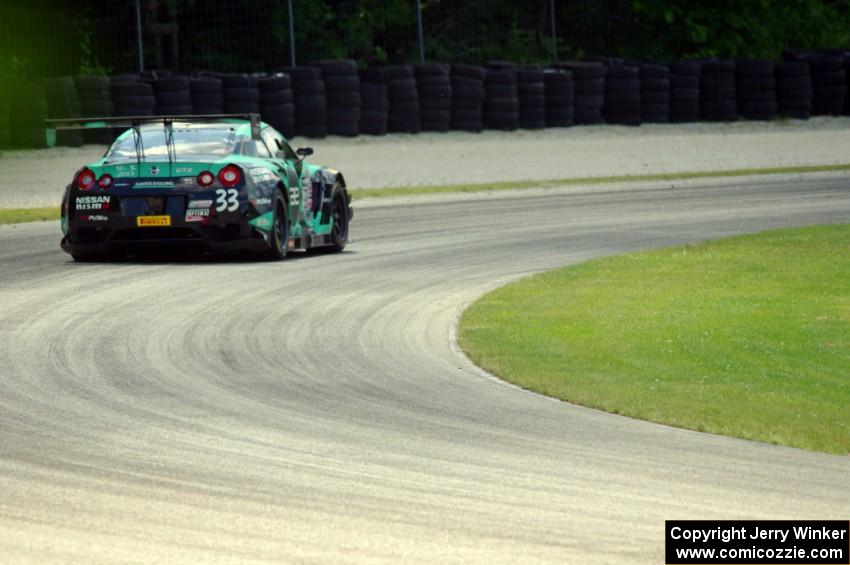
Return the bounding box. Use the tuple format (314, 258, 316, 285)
(53, 114, 351, 261)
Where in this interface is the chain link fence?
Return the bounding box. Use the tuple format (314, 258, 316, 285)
(1, 0, 587, 79)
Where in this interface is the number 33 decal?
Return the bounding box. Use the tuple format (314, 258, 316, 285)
(215, 188, 239, 212)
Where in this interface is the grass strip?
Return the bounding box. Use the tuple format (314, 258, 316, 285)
(0, 206, 59, 225)
(3, 163, 850, 225)
(459, 224, 850, 454)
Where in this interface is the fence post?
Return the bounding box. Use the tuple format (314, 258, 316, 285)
(288, 0, 296, 66)
(416, 0, 424, 63)
(549, 0, 557, 63)
(135, 0, 144, 72)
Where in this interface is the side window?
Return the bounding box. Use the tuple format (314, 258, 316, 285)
(261, 128, 281, 156)
(240, 140, 257, 156)
(254, 139, 273, 158)
(279, 140, 298, 161)
(261, 127, 297, 161)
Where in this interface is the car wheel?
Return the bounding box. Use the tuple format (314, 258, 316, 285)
(264, 192, 289, 260)
(329, 187, 349, 252)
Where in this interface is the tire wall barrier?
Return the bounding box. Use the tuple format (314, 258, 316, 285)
(44, 76, 84, 147)
(313, 59, 359, 137)
(7, 48, 848, 148)
(359, 68, 389, 136)
(258, 74, 295, 139)
(416, 63, 452, 132)
(384, 65, 421, 134)
(483, 62, 519, 131)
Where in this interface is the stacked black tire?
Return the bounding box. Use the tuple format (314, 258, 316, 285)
(775, 61, 812, 119)
(285, 67, 327, 138)
(700, 59, 737, 121)
(359, 68, 389, 136)
(258, 75, 295, 138)
(603, 64, 641, 125)
(384, 65, 421, 134)
(517, 68, 546, 129)
(221, 74, 260, 114)
(735, 60, 777, 120)
(415, 63, 452, 132)
(148, 76, 193, 116)
(190, 77, 225, 115)
(483, 64, 519, 130)
(44, 77, 84, 146)
(449, 64, 486, 132)
(543, 69, 574, 127)
(11, 83, 48, 148)
(669, 61, 701, 123)
(75, 76, 114, 143)
(810, 58, 845, 115)
(314, 60, 360, 137)
(110, 78, 156, 117)
(640, 64, 670, 123)
(782, 51, 846, 116)
(558, 62, 605, 125)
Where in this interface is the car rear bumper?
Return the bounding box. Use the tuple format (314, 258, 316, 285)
(61, 222, 271, 256)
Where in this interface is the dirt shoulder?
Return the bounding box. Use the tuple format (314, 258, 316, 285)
(2, 117, 849, 209)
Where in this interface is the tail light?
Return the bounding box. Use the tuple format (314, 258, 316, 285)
(97, 173, 113, 189)
(218, 164, 242, 188)
(75, 168, 96, 190)
(197, 171, 215, 187)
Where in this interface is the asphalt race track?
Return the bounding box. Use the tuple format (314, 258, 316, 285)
(1, 177, 849, 563)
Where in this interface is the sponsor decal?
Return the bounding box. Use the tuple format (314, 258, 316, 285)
(149, 166, 160, 176)
(180, 177, 195, 185)
(184, 209, 209, 222)
(133, 181, 175, 189)
(175, 167, 193, 174)
(75, 195, 112, 211)
(304, 180, 313, 211)
(250, 169, 276, 183)
(188, 199, 213, 209)
(114, 164, 138, 177)
(136, 215, 171, 227)
(288, 186, 299, 206)
(81, 214, 108, 222)
(254, 197, 272, 206)
(248, 211, 274, 232)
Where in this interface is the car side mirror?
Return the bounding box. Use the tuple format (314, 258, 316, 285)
(296, 146, 313, 159)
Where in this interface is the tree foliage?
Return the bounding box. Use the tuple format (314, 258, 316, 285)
(6, 0, 850, 78)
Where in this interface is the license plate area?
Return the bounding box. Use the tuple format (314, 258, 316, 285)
(122, 196, 186, 216)
(144, 196, 165, 215)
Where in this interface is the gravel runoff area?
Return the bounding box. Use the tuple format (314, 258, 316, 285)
(1, 117, 850, 210)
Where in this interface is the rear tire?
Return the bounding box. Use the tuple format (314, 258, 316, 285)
(329, 187, 349, 252)
(264, 192, 289, 260)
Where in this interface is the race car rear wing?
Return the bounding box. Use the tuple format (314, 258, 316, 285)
(45, 113, 262, 167)
(45, 113, 262, 139)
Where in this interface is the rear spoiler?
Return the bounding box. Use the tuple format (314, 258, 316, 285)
(45, 113, 262, 140)
(44, 113, 262, 166)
